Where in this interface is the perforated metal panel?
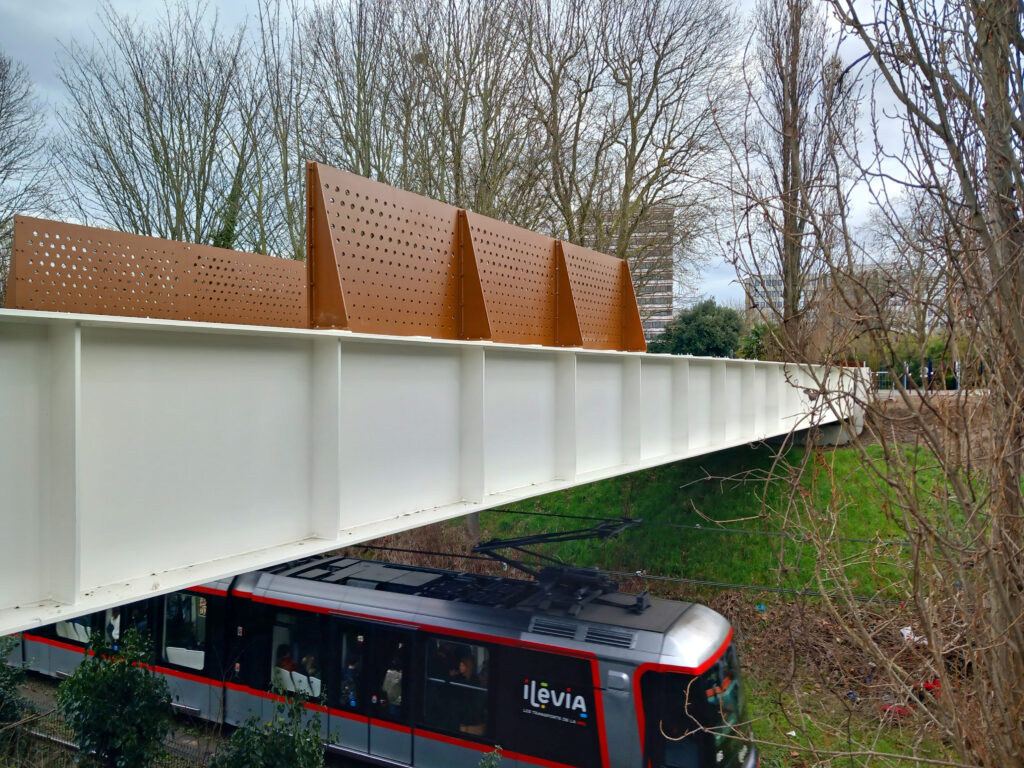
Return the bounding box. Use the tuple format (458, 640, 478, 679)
(6, 169, 644, 350)
(305, 163, 646, 350)
(188, 250, 308, 326)
(461, 210, 558, 346)
(310, 164, 462, 338)
(7, 216, 308, 328)
(558, 241, 646, 351)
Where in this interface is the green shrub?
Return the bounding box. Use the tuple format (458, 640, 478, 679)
(210, 692, 323, 768)
(56, 628, 172, 768)
(0, 635, 27, 723)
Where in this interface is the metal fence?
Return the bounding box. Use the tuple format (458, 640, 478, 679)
(1, 708, 215, 767)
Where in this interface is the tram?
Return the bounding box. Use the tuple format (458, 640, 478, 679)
(12, 555, 757, 768)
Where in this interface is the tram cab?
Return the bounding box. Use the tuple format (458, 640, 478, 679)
(638, 609, 758, 768)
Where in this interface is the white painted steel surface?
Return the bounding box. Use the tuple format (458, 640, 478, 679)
(0, 308, 858, 634)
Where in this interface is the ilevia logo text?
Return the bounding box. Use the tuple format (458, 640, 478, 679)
(522, 678, 588, 726)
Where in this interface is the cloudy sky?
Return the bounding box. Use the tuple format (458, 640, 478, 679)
(1, 0, 892, 308)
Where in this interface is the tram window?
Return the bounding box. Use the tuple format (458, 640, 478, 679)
(641, 649, 747, 768)
(422, 637, 490, 738)
(336, 626, 367, 711)
(640, 672, 705, 768)
(162, 593, 207, 671)
(124, 602, 152, 638)
(370, 628, 410, 723)
(102, 607, 122, 645)
(269, 610, 324, 700)
(699, 646, 744, 746)
(55, 616, 92, 645)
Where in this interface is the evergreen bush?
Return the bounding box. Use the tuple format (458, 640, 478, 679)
(56, 628, 172, 768)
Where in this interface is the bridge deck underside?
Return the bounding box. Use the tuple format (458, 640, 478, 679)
(0, 309, 845, 635)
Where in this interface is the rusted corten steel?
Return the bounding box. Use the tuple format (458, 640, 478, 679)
(5, 168, 646, 352)
(307, 162, 470, 338)
(5, 216, 308, 328)
(307, 162, 647, 351)
(557, 240, 646, 351)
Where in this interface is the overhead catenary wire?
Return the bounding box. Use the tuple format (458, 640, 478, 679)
(351, 543, 903, 604)
(489, 508, 908, 547)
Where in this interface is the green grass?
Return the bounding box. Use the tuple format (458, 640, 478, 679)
(476, 443, 955, 599)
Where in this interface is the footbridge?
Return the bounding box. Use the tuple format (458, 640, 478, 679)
(0, 164, 863, 635)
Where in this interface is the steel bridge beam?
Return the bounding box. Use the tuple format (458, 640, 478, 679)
(0, 308, 856, 635)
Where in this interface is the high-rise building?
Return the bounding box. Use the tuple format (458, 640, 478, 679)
(580, 206, 676, 342)
(742, 274, 787, 317)
(626, 206, 676, 341)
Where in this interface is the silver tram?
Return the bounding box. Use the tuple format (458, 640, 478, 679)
(14, 556, 758, 768)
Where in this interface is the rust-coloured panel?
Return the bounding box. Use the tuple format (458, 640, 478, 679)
(461, 210, 559, 346)
(307, 163, 350, 329)
(620, 259, 647, 352)
(309, 163, 461, 338)
(554, 244, 583, 348)
(8, 216, 308, 327)
(557, 240, 647, 351)
(6, 166, 648, 351)
(456, 211, 492, 341)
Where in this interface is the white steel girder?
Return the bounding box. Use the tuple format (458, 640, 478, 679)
(0, 308, 858, 635)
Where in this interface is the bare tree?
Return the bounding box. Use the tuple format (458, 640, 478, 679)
(738, 1, 1024, 765)
(864, 192, 956, 377)
(726, 0, 855, 354)
(306, 0, 396, 183)
(518, 0, 619, 243)
(398, 0, 545, 224)
(0, 50, 48, 305)
(55, 1, 252, 247)
(520, 0, 741, 314)
(247, 0, 310, 261)
(597, 0, 735, 258)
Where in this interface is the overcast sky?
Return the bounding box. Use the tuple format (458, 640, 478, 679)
(0, 0, 893, 308)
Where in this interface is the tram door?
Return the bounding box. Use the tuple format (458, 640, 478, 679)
(366, 625, 414, 764)
(327, 618, 414, 764)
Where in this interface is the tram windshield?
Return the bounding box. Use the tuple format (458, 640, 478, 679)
(642, 645, 750, 768)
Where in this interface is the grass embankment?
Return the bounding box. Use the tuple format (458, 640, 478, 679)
(479, 443, 946, 600)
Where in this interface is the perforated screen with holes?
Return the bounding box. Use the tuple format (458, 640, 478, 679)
(462, 211, 557, 346)
(558, 241, 626, 350)
(8, 217, 308, 327)
(314, 166, 460, 338)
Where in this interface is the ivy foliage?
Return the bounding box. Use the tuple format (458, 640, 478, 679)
(56, 628, 172, 768)
(210, 692, 323, 768)
(0, 635, 28, 723)
(479, 746, 503, 767)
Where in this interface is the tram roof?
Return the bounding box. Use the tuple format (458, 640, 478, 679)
(260, 555, 692, 634)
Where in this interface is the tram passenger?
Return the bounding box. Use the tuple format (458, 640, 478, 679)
(106, 608, 121, 642)
(455, 655, 487, 736)
(301, 654, 320, 677)
(275, 644, 299, 673)
(341, 655, 361, 708)
(128, 606, 148, 636)
(381, 654, 403, 717)
(455, 655, 479, 685)
(428, 640, 459, 678)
